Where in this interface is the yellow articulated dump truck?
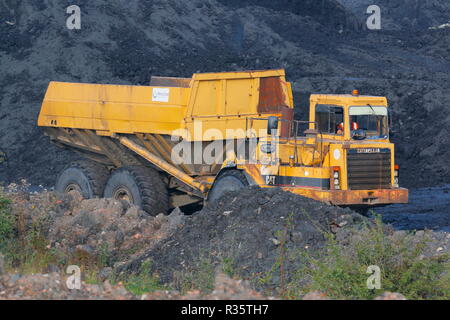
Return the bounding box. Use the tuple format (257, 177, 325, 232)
(38, 69, 408, 215)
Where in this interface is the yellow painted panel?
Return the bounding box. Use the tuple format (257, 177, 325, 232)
(286, 82, 294, 107)
(310, 94, 388, 107)
(38, 82, 189, 134)
(278, 166, 329, 179)
(184, 117, 270, 141)
(191, 80, 220, 117)
(193, 69, 285, 81)
(225, 79, 254, 115)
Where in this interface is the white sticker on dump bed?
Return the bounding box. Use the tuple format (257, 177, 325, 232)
(152, 88, 170, 102)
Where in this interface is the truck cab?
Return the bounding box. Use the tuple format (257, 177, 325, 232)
(241, 90, 408, 210)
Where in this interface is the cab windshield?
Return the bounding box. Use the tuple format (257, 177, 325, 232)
(349, 105, 388, 140)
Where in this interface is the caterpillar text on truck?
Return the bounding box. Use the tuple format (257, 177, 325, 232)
(38, 69, 408, 215)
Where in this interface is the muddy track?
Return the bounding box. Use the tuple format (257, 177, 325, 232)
(374, 185, 450, 232)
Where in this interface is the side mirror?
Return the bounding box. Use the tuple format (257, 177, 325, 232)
(388, 109, 392, 127)
(388, 109, 394, 138)
(267, 116, 279, 135)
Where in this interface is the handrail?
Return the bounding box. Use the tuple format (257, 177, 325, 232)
(245, 117, 324, 167)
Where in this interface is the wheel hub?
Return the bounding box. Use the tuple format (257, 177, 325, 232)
(64, 183, 82, 193)
(113, 187, 134, 203)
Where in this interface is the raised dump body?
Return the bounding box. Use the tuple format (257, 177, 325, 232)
(38, 69, 407, 215)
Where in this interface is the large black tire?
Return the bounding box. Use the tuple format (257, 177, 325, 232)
(207, 169, 249, 203)
(55, 160, 109, 199)
(103, 166, 168, 216)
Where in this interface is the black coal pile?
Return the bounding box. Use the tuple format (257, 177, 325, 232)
(123, 187, 367, 291)
(338, 0, 450, 30)
(0, 0, 449, 188)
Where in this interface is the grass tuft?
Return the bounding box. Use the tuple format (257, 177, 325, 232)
(286, 217, 450, 300)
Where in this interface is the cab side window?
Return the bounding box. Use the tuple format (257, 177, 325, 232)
(315, 104, 344, 134)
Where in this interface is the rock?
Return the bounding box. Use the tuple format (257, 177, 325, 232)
(207, 272, 266, 300)
(46, 264, 60, 274)
(302, 291, 330, 300)
(0, 272, 135, 300)
(99, 267, 113, 282)
(141, 272, 269, 300)
(75, 245, 94, 255)
(68, 190, 84, 206)
(375, 292, 407, 300)
(270, 238, 281, 246)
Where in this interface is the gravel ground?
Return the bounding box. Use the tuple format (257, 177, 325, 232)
(1, 186, 448, 299)
(121, 187, 450, 294)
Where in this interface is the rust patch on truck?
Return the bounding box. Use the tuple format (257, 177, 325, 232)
(257, 77, 287, 113)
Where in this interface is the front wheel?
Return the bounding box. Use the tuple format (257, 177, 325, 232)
(103, 166, 168, 216)
(207, 169, 249, 203)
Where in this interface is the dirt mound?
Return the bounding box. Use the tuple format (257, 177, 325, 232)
(4, 185, 184, 271)
(123, 187, 367, 291)
(141, 272, 269, 300)
(47, 191, 185, 265)
(0, 269, 266, 300)
(0, 268, 409, 300)
(0, 272, 133, 300)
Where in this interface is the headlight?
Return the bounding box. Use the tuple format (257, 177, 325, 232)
(260, 143, 275, 154)
(332, 167, 340, 190)
(394, 165, 399, 187)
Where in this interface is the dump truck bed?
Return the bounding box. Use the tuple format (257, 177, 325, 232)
(38, 69, 293, 141)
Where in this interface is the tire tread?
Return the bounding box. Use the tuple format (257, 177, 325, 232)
(106, 166, 168, 216)
(56, 160, 109, 197)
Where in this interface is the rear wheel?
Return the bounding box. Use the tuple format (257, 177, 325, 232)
(207, 169, 249, 202)
(103, 166, 168, 216)
(55, 160, 109, 199)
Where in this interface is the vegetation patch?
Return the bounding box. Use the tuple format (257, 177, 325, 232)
(285, 218, 450, 300)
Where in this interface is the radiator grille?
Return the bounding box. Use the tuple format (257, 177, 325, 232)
(347, 149, 391, 190)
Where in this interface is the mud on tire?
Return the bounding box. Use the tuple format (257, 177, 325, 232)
(55, 160, 110, 199)
(103, 166, 169, 216)
(207, 169, 249, 203)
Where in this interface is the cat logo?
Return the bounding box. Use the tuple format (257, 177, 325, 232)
(265, 175, 276, 185)
(357, 148, 380, 154)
